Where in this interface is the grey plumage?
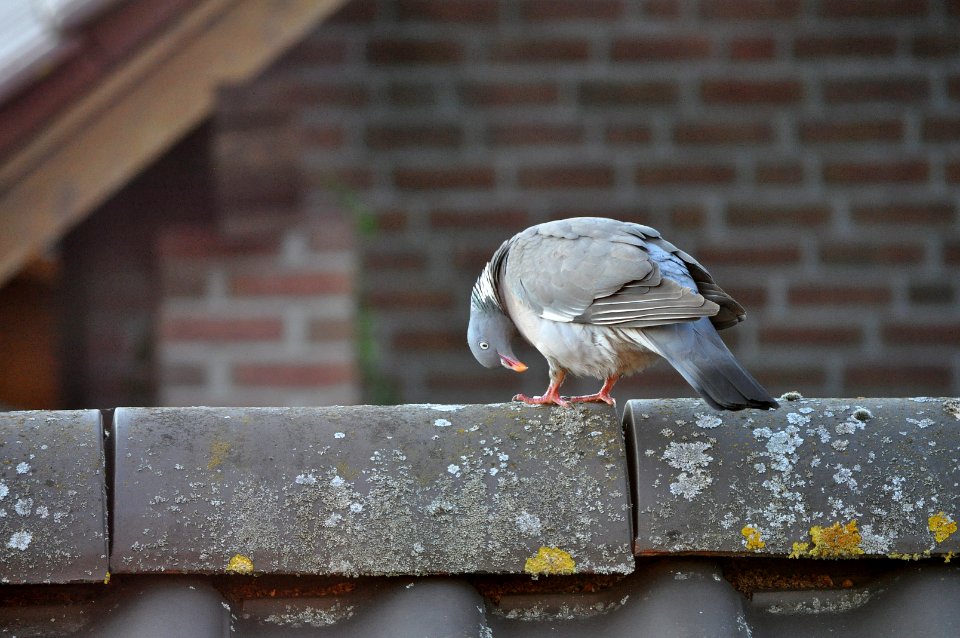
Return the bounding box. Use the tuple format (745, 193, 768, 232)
(467, 217, 778, 410)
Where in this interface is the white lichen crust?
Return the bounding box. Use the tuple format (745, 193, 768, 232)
(113, 404, 634, 577)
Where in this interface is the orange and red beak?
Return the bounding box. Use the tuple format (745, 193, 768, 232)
(499, 354, 528, 373)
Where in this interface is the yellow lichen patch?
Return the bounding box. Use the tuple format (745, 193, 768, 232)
(103, 571, 111, 585)
(887, 551, 930, 561)
(524, 546, 576, 576)
(208, 440, 231, 469)
(226, 553, 255, 574)
(790, 520, 864, 559)
(928, 512, 957, 544)
(808, 520, 864, 558)
(945, 551, 954, 564)
(789, 542, 810, 559)
(741, 525, 766, 551)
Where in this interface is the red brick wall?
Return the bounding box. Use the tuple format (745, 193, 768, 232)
(154, 82, 360, 407)
(250, 0, 957, 405)
(66, 0, 960, 408)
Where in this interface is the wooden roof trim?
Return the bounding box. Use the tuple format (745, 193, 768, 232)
(0, 0, 347, 287)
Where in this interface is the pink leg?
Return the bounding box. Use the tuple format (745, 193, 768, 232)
(514, 370, 570, 407)
(569, 375, 619, 405)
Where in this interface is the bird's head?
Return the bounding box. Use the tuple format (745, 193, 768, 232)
(467, 307, 527, 373)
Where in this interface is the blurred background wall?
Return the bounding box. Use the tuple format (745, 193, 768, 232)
(2, 0, 958, 408)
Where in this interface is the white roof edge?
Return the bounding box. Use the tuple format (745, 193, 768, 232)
(0, 0, 122, 105)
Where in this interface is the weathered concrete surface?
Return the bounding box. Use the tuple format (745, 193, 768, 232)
(0, 410, 108, 583)
(112, 404, 633, 576)
(626, 397, 960, 558)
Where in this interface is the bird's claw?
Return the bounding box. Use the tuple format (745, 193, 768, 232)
(512, 393, 571, 408)
(568, 393, 616, 406)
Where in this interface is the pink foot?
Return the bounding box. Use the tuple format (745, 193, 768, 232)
(513, 390, 570, 408)
(568, 392, 615, 406)
(567, 376, 619, 406)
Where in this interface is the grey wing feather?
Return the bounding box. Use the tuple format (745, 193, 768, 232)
(505, 217, 724, 329)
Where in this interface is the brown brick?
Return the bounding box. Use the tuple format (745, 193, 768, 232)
(375, 210, 410, 233)
(820, 242, 925, 265)
(308, 319, 355, 342)
(218, 169, 300, 208)
(394, 166, 496, 190)
(234, 363, 356, 387)
(788, 284, 892, 305)
(366, 290, 454, 309)
(454, 248, 498, 273)
(430, 209, 529, 229)
(521, 0, 625, 21)
(760, 326, 863, 347)
(950, 0, 960, 16)
(460, 82, 560, 106)
(157, 227, 280, 260)
(231, 272, 353, 296)
(310, 217, 355, 250)
(365, 251, 428, 271)
(946, 239, 960, 264)
(673, 121, 773, 145)
(393, 329, 465, 351)
(794, 35, 897, 57)
(488, 123, 584, 146)
(697, 244, 802, 266)
(821, 0, 929, 18)
(302, 124, 345, 149)
(908, 283, 955, 305)
(923, 117, 960, 142)
(606, 125, 654, 145)
(282, 39, 349, 67)
(948, 161, 960, 183)
(398, 0, 499, 22)
(701, 79, 803, 104)
(882, 322, 960, 346)
(389, 82, 437, 107)
(635, 163, 736, 185)
(727, 204, 831, 227)
(160, 317, 283, 342)
(725, 286, 768, 308)
(312, 167, 373, 190)
(492, 39, 591, 63)
(644, 0, 682, 18)
(756, 162, 805, 184)
(729, 37, 777, 60)
(844, 365, 951, 395)
(366, 39, 463, 65)
(800, 119, 904, 144)
(611, 36, 712, 60)
(365, 124, 462, 149)
(701, 0, 802, 19)
(823, 77, 929, 103)
(912, 34, 960, 57)
(851, 202, 955, 225)
(669, 205, 707, 229)
(288, 82, 368, 108)
(823, 160, 928, 184)
(519, 165, 616, 190)
(579, 81, 678, 106)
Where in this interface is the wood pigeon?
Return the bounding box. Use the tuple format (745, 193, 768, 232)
(467, 217, 778, 410)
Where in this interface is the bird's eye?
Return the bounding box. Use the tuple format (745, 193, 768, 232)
(479, 341, 489, 350)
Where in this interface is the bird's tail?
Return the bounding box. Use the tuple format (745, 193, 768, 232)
(639, 318, 779, 411)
